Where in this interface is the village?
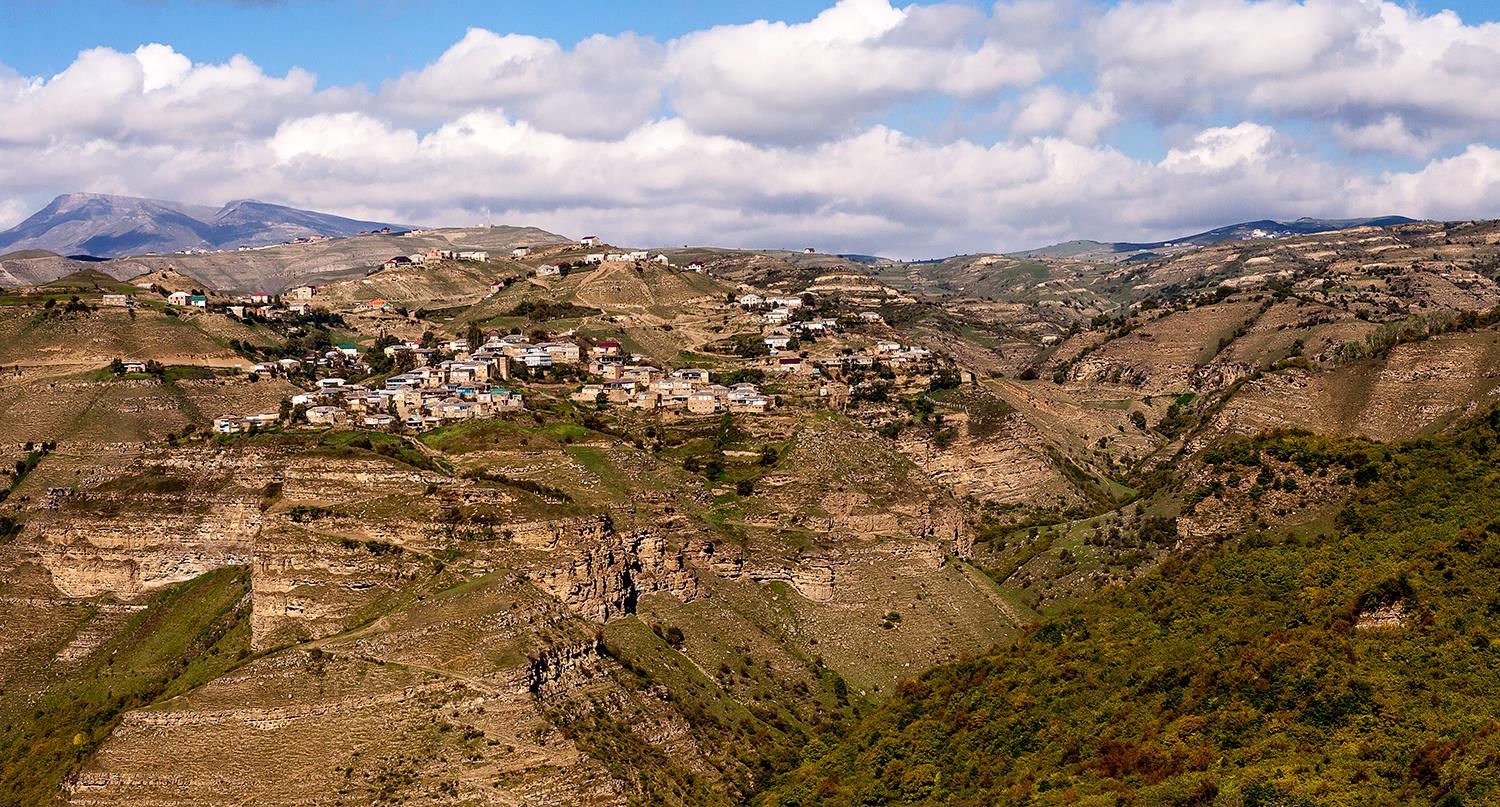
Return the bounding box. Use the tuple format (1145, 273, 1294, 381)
(103, 231, 944, 439)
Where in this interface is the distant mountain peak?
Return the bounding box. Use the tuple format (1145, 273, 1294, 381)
(0, 193, 410, 258)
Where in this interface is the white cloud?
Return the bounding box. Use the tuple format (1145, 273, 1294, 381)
(1333, 115, 1435, 158)
(3, 2, 1500, 258)
(1094, 0, 1500, 156)
(272, 113, 419, 163)
(1161, 122, 1278, 172)
(0, 197, 31, 230)
(1011, 88, 1119, 144)
(0, 44, 329, 146)
(1370, 144, 1500, 220)
(666, 0, 1047, 143)
(379, 28, 665, 139)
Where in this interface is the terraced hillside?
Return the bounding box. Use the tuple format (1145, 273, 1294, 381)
(0, 405, 1021, 804)
(5, 217, 1500, 805)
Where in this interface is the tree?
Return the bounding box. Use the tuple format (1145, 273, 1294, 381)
(465, 321, 485, 349)
(109, 358, 124, 375)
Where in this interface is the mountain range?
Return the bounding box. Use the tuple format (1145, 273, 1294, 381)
(0, 193, 409, 258)
(1012, 216, 1418, 260)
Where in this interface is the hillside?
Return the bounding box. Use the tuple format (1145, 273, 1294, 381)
(763, 414, 1500, 805)
(3, 215, 1500, 805)
(0, 250, 95, 287)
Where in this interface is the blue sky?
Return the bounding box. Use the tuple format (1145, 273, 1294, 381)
(5, 0, 1496, 84)
(1, 1, 827, 83)
(2, 0, 1500, 256)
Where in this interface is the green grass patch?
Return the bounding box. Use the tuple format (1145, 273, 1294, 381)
(0, 567, 251, 805)
(320, 429, 450, 474)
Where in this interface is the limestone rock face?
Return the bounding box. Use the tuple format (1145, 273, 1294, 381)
(21, 447, 276, 598)
(2, 426, 1021, 806)
(526, 637, 607, 696)
(537, 526, 701, 623)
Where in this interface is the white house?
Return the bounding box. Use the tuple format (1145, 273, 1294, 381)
(571, 384, 605, 403)
(519, 349, 553, 369)
(458, 251, 489, 261)
(580, 235, 600, 247)
(738, 293, 764, 307)
(687, 391, 721, 415)
(535, 264, 561, 277)
(653, 253, 670, 265)
(540, 342, 581, 363)
(102, 293, 133, 307)
(305, 406, 344, 426)
(511, 247, 530, 258)
(166, 291, 191, 306)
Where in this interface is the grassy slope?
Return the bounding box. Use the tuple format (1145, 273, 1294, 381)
(0, 567, 251, 805)
(760, 413, 1500, 806)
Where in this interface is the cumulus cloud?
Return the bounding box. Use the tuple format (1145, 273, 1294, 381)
(379, 28, 665, 139)
(0, 197, 31, 230)
(0, 43, 335, 147)
(1333, 115, 1436, 158)
(1010, 88, 1119, 144)
(3, 1, 1500, 257)
(1093, 0, 1500, 156)
(1161, 122, 1278, 172)
(666, 0, 1048, 143)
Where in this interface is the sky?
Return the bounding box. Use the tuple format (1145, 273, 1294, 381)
(2, 0, 1500, 257)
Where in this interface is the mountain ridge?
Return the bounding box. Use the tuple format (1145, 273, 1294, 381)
(1010, 215, 1419, 259)
(0, 192, 412, 258)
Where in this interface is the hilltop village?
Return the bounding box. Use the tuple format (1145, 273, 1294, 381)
(91, 236, 944, 437)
